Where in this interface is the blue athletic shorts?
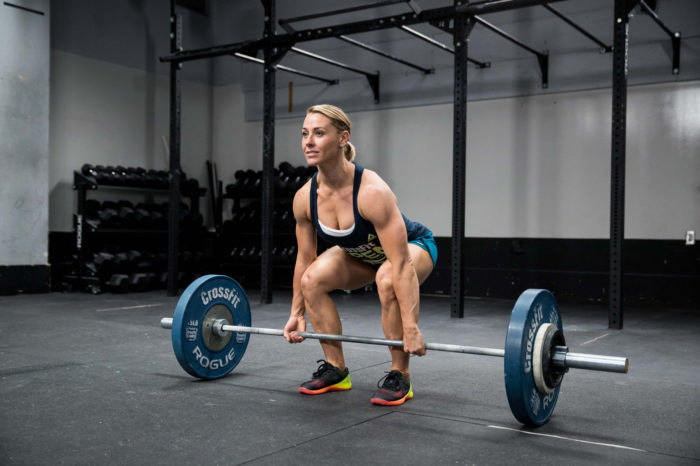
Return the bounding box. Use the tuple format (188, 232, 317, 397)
(409, 230, 438, 267)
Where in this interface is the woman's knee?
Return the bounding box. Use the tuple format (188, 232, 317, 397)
(300, 265, 332, 300)
(375, 263, 396, 302)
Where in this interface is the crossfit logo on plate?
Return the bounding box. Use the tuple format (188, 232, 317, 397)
(200, 286, 242, 308)
(192, 346, 236, 370)
(524, 304, 543, 374)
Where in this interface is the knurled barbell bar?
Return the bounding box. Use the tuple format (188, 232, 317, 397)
(159, 274, 629, 426)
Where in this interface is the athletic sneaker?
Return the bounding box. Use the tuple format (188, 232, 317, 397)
(370, 370, 413, 406)
(299, 360, 352, 395)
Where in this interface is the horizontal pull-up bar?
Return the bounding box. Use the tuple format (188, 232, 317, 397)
(290, 46, 377, 79)
(290, 47, 381, 103)
(472, 15, 549, 87)
(473, 16, 541, 57)
(400, 25, 491, 69)
(338, 34, 434, 74)
(542, 4, 612, 53)
(233, 52, 338, 85)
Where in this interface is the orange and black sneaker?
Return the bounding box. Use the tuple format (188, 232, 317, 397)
(370, 370, 413, 406)
(299, 360, 352, 395)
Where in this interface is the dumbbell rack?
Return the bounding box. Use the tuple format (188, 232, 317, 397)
(213, 163, 324, 290)
(218, 189, 297, 289)
(70, 171, 205, 293)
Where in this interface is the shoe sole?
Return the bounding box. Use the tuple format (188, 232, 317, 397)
(298, 375, 352, 395)
(299, 385, 351, 395)
(370, 390, 414, 406)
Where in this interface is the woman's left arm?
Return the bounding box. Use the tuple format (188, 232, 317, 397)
(358, 172, 426, 356)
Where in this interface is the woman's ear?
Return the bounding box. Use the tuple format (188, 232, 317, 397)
(340, 130, 350, 146)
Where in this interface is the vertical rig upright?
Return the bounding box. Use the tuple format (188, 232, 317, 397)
(608, 0, 637, 329)
(260, 0, 276, 304)
(167, 0, 182, 296)
(450, 8, 473, 318)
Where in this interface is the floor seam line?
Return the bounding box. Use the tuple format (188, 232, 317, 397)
(234, 412, 396, 465)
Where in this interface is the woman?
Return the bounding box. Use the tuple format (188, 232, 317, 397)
(283, 104, 438, 406)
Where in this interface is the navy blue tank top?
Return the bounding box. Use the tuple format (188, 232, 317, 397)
(310, 164, 429, 266)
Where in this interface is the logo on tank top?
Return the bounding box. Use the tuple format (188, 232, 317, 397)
(343, 236, 385, 265)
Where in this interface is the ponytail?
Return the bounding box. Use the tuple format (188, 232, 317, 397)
(344, 141, 356, 162)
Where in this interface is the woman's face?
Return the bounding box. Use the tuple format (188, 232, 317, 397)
(301, 112, 347, 166)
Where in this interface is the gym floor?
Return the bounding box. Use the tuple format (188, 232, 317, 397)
(1, 289, 699, 465)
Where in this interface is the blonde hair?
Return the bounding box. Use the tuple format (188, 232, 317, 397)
(306, 104, 356, 162)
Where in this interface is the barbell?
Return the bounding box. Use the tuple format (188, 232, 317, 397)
(159, 274, 629, 426)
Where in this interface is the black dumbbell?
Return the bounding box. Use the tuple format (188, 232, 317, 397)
(278, 161, 295, 177)
(133, 203, 153, 228)
(157, 170, 170, 189)
(130, 167, 147, 187)
(134, 251, 154, 270)
(226, 170, 248, 197)
(93, 251, 116, 275)
(117, 200, 135, 227)
(112, 252, 131, 272)
(81, 164, 100, 182)
(107, 274, 130, 294)
(104, 166, 121, 185)
(97, 202, 119, 228)
(93, 165, 109, 184)
(129, 273, 150, 292)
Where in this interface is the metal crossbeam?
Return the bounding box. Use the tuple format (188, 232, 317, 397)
(279, 0, 409, 31)
(456, 0, 565, 15)
(160, 1, 567, 64)
(543, 4, 612, 53)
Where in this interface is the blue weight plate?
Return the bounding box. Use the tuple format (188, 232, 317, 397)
(504, 289, 563, 426)
(171, 275, 251, 379)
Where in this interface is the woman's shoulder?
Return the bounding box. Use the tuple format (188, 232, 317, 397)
(357, 168, 396, 216)
(293, 177, 313, 203)
(359, 168, 391, 195)
(292, 178, 313, 219)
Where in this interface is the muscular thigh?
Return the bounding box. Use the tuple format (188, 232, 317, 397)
(308, 246, 377, 291)
(408, 243, 435, 285)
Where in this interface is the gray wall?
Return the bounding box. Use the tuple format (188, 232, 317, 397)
(0, 0, 50, 266)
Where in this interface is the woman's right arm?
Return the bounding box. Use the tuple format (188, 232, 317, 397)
(284, 181, 317, 343)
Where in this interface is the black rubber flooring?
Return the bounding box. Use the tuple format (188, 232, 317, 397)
(1, 289, 699, 465)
